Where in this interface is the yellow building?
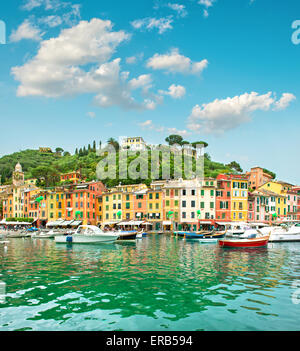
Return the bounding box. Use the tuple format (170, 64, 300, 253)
(147, 189, 163, 230)
(55, 190, 66, 220)
(25, 178, 38, 186)
(259, 181, 291, 218)
(101, 191, 123, 225)
(47, 191, 57, 221)
(163, 184, 180, 230)
(230, 176, 249, 222)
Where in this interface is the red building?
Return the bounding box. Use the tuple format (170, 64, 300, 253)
(215, 174, 231, 222)
(60, 171, 82, 184)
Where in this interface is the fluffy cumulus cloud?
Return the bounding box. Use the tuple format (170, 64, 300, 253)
(10, 19, 43, 42)
(11, 18, 158, 110)
(131, 17, 173, 34)
(146, 48, 208, 74)
(159, 84, 186, 99)
(128, 74, 152, 90)
(274, 93, 296, 110)
(187, 92, 296, 134)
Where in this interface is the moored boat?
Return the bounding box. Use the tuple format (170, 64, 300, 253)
(55, 225, 119, 244)
(117, 230, 137, 241)
(198, 238, 219, 244)
(218, 235, 270, 248)
(259, 221, 300, 242)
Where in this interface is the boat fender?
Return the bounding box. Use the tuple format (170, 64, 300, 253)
(66, 235, 73, 243)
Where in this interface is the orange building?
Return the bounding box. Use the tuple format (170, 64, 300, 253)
(246, 167, 274, 190)
(133, 189, 148, 221)
(60, 171, 82, 184)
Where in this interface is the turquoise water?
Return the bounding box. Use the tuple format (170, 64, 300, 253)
(0, 235, 300, 331)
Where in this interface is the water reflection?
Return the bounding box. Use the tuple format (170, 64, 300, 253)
(0, 236, 299, 330)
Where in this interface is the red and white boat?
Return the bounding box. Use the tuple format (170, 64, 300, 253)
(218, 234, 270, 248)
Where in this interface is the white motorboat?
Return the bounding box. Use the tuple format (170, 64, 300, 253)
(216, 222, 249, 237)
(55, 225, 120, 244)
(259, 222, 300, 242)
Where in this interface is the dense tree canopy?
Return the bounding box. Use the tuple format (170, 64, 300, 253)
(0, 139, 255, 188)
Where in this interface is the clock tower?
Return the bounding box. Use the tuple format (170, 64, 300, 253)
(13, 162, 24, 187)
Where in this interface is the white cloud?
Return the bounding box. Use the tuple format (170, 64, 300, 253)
(126, 56, 137, 64)
(187, 92, 296, 134)
(167, 3, 187, 17)
(198, 0, 215, 7)
(22, 0, 70, 11)
(11, 18, 158, 111)
(128, 74, 152, 90)
(22, 0, 44, 11)
(131, 16, 173, 34)
(147, 48, 208, 74)
(274, 93, 296, 110)
(159, 84, 186, 99)
(198, 0, 216, 17)
(10, 19, 43, 42)
(38, 15, 63, 27)
(138, 119, 189, 136)
(23, 1, 81, 28)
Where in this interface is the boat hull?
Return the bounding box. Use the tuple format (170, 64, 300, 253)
(218, 236, 269, 248)
(117, 231, 137, 240)
(55, 234, 119, 244)
(198, 238, 219, 244)
(269, 233, 300, 242)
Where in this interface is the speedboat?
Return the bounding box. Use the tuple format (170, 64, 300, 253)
(259, 222, 300, 242)
(55, 225, 120, 244)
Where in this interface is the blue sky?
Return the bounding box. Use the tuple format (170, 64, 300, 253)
(0, 0, 300, 183)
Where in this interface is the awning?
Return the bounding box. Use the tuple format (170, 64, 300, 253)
(70, 220, 82, 226)
(46, 219, 65, 227)
(61, 220, 75, 226)
(117, 220, 144, 226)
(130, 221, 144, 225)
(117, 221, 130, 226)
(103, 221, 120, 225)
(0, 220, 32, 225)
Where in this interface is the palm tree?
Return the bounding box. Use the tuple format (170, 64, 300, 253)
(107, 138, 119, 151)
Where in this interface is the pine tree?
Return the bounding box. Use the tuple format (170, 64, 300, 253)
(75, 148, 78, 155)
(93, 140, 96, 152)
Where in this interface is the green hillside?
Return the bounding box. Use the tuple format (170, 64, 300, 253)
(0, 142, 238, 188)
